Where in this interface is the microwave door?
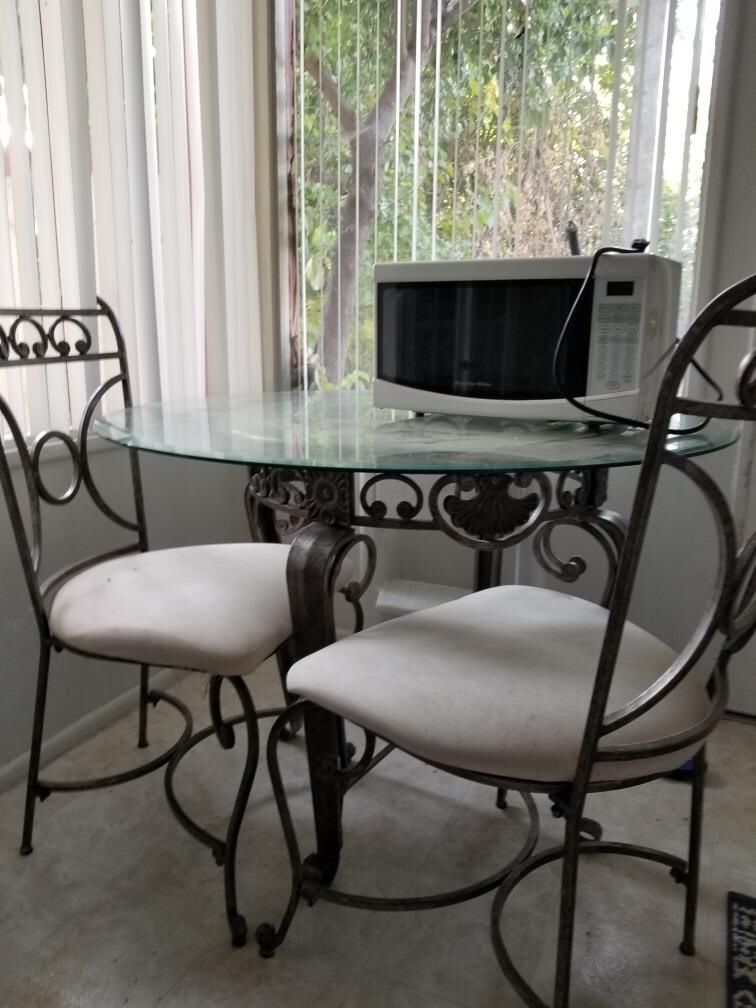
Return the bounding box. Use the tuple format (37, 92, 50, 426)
(453, 282, 514, 399)
(454, 286, 475, 396)
(396, 283, 455, 395)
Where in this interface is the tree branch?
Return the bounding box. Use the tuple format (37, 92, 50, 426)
(400, 1, 408, 60)
(437, 0, 464, 46)
(421, 0, 432, 53)
(365, 0, 466, 141)
(304, 54, 357, 137)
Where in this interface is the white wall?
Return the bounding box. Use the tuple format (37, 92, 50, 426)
(690, 0, 756, 712)
(0, 445, 250, 772)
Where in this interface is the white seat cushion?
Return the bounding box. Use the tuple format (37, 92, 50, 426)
(49, 543, 292, 678)
(288, 585, 710, 784)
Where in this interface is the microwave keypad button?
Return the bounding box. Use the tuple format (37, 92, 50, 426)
(595, 303, 642, 390)
(596, 302, 641, 381)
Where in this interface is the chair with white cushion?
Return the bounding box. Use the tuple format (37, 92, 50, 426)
(0, 299, 293, 948)
(255, 273, 756, 1005)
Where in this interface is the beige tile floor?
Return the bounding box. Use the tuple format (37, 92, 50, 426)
(0, 659, 752, 1008)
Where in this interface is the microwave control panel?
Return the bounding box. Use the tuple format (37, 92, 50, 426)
(589, 295, 643, 394)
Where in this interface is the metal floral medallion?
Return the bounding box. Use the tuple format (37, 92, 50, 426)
(428, 472, 552, 549)
(443, 474, 540, 540)
(304, 471, 352, 526)
(247, 466, 353, 538)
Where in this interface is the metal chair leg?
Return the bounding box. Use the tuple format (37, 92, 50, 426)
(553, 805, 584, 1008)
(256, 701, 311, 957)
(680, 747, 706, 956)
(21, 645, 51, 856)
(220, 676, 261, 948)
(138, 664, 150, 748)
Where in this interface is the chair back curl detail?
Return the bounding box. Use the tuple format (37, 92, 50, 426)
(574, 274, 756, 779)
(0, 298, 147, 634)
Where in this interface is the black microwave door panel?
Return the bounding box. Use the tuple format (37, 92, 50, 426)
(377, 278, 592, 400)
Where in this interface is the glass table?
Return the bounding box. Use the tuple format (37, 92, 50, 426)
(96, 388, 737, 882)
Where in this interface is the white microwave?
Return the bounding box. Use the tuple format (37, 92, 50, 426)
(373, 254, 681, 423)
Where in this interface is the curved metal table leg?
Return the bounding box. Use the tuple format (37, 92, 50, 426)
(285, 521, 374, 885)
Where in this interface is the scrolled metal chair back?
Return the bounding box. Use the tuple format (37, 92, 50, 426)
(576, 273, 756, 786)
(0, 298, 147, 637)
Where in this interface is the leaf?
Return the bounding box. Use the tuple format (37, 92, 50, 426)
(306, 255, 325, 292)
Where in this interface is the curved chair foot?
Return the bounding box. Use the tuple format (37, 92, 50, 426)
(679, 939, 695, 956)
(255, 922, 279, 958)
(229, 913, 248, 948)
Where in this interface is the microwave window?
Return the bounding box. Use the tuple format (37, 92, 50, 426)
(376, 278, 592, 400)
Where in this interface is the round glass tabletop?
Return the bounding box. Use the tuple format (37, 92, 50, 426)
(95, 388, 738, 474)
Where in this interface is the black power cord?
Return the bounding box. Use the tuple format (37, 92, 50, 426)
(551, 243, 723, 435)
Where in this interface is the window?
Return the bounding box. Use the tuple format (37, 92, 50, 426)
(283, 0, 720, 388)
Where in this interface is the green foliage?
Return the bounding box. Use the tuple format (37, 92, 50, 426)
(292, 0, 679, 382)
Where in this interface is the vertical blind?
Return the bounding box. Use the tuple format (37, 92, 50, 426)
(0, 0, 274, 440)
(285, 0, 720, 388)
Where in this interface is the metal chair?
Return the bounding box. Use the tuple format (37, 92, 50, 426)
(255, 273, 756, 1005)
(0, 299, 294, 948)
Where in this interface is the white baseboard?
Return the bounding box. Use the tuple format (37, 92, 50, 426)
(374, 577, 470, 621)
(0, 667, 187, 794)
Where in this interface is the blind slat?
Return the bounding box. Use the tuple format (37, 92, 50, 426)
(215, 0, 264, 396)
(647, 0, 678, 248)
(603, 0, 628, 243)
(491, 3, 508, 257)
(120, 0, 160, 402)
(40, 0, 91, 417)
(392, 0, 402, 259)
(152, 0, 185, 397)
(2, 0, 49, 432)
(410, 0, 423, 261)
(674, 0, 705, 265)
(430, 0, 443, 259)
(471, 0, 485, 256)
(514, 0, 530, 255)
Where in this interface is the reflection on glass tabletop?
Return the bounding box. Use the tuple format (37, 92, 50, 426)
(95, 388, 738, 474)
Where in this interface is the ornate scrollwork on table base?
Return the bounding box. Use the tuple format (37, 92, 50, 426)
(246, 464, 627, 604)
(532, 468, 627, 605)
(247, 467, 354, 539)
(428, 472, 552, 550)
